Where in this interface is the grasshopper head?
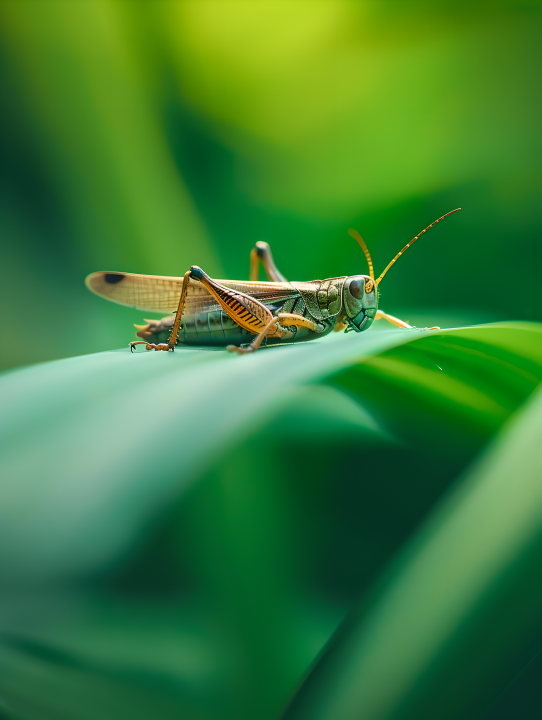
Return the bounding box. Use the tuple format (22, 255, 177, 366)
(343, 275, 377, 332)
(346, 208, 461, 333)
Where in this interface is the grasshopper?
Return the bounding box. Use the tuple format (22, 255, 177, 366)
(85, 209, 460, 354)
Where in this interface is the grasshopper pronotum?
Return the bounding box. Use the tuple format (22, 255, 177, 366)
(86, 209, 460, 354)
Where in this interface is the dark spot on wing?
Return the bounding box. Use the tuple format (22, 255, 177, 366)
(105, 273, 124, 284)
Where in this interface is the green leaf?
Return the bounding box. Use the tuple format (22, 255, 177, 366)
(0, 328, 426, 582)
(283, 333, 542, 720)
(1, 322, 541, 720)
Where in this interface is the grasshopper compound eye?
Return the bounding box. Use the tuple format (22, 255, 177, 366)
(348, 277, 365, 299)
(348, 276, 374, 298)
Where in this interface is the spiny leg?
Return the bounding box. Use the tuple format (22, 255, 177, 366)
(167, 271, 192, 349)
(228, 316, 282, 355)
(375, 310, 439, 331)
(130, 270, 191, 352)
(227, 312, 325, 355)
(249, 241, 288, 283)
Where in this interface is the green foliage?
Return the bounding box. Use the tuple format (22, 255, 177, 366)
(1, 322, 542, 719)
(1, 1, 542, 370)
(1, 2, 542, 718)
(286, 349, 542, 720)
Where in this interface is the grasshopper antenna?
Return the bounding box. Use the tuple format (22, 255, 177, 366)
(348, 228, 375, 292)
(376, 208, 461, 286)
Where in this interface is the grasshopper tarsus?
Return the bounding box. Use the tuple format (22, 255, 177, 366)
(129, 341, 170, 352)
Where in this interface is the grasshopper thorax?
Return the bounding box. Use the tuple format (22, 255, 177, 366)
(343, 274, 378, 332)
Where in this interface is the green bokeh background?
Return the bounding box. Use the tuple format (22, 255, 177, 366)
(1, 0, 541, 370)
(2, 3, 542, 720)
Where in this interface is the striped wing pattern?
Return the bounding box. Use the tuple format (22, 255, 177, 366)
(85, 271, 299, 315)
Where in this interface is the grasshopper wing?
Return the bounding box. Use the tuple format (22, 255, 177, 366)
(86, 272, 194, 313)
(86, 271, 299, 315)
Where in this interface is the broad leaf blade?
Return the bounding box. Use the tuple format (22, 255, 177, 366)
(283, 350, 542, 720)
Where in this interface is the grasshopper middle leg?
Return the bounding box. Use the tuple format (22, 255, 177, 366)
(227, 313, 325, 355)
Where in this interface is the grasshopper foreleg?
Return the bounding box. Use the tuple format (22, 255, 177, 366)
(375, 310, 439, 331)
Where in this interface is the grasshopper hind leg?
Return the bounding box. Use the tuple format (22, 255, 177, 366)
(130, 341, 170, 352)
(227, 313, 325, 354)
(129, 269, 191, 352)
(227, 316, 286, 354)
(249, 241, 288, 283)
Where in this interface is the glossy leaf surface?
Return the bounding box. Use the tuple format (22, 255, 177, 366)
(1, 323, 542, 720)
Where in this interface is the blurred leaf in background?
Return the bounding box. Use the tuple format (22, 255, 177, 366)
(1, 0, 541, 370)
